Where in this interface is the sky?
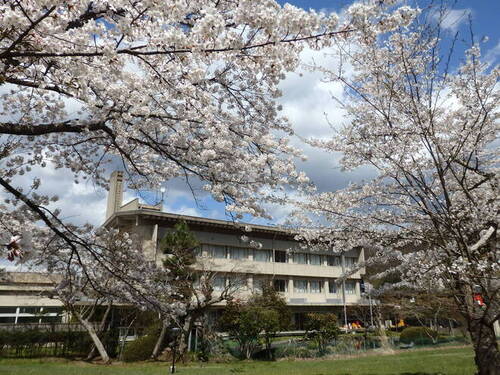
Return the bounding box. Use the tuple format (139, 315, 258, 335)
(4, 0, 499, 240)
(134, 0, 500, 226)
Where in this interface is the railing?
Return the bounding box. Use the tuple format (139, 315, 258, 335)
(0, 323, 119, 358)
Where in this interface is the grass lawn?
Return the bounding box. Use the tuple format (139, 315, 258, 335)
(0, 346, 475, 375)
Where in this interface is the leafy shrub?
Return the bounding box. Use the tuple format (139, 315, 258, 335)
(304, 313, 340, 354)
(400, 327, 438, 345)
(294, 347, 316, 358)
(122, 334, 158, 362)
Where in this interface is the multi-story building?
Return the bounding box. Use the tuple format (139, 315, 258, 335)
(0, 171, 368, 329)
(0, 272, 63, 324)
(104, 171, 368, 329)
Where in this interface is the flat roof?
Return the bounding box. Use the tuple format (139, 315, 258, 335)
(104, 209, 296, 238)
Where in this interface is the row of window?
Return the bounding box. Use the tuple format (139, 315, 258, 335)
(211, 276, 358, 295)
(0, 306, 63, 324)
(273, 279, 357, 295)
(205, 245, 358, 267)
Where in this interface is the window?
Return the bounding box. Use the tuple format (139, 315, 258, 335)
(328, 280, 337, 294)
(41, 307, 62, 314)
(228, 275, 246, 288)
(0, 307, 16, 314)
(310, 254, 322, 265)
(229, 247, 247, 260)
(0, 317, 15, 323)
(273, 279, 287, 292)
(19, 307, 41, 314)
(345, 257, 358, 269)
(254, 249, 272, 262)
(253, 279, 264, 293)
(194, 246, 202, 256)
(40, 316, 62, 323)
(310, 280, 322, 293)
(294, 279, 307, 293)
(209, 245, 226, 259)
(345, 280, 357, 295)
(293, 253, 307, 264)
(17, 316, 41, 324)
(213, 276, 225, 291)
(274, 250, 287, 263)
(327, 255, 341, 266)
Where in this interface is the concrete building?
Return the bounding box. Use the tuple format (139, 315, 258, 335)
(0, 272, 63, 324)
(104, 171, 368, 328)
(0, 171, 369, 328)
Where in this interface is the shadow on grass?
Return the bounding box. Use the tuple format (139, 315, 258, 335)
(323, 373, 445, 375)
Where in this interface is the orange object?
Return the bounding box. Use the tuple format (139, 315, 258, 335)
(473, 293, 485, 306)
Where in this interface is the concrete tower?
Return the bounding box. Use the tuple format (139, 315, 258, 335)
(105, 171, 124, 220)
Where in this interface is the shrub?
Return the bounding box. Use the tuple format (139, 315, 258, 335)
(122, 334, 158, 362)
(400, 327, 438, 345)
(304, 313, 340, 354)
(294, 347, 316, 358)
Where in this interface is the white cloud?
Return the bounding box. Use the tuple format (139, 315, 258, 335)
(484, 40, 500, 66)
(0, 43, 369, 230)
(433, 8, 471, 33)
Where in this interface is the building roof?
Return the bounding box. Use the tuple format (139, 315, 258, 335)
(104, 208, 297, 239)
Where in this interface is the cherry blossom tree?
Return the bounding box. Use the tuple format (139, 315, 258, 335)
(48, 228, 183, 362)
(0, 0, 349, 316)
(0, 0, 416, 353)
(297, 4, 499, 374)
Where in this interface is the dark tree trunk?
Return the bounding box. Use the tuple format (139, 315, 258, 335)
(468, 317, 500, 375)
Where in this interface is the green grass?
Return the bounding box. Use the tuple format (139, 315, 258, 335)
(0, 346, 475, 375)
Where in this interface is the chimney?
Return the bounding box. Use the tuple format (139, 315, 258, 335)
(106, 171, 124, 220)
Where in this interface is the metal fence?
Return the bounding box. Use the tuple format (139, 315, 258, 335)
(0, 323, 119, 358)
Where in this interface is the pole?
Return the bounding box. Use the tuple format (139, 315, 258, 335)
(368, 284, 374, 327)
(341, 253, 348, 332)
(170, 342, 176, 374)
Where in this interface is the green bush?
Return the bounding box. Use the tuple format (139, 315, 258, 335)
(400, 327, 438, 345)
(304, 313, 340, 354)
(294, 346, 316, 358)
(122, 334, 158, 362)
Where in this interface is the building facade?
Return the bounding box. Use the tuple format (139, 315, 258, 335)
(104, 172, 369, 328)
(0, 171, 369, 329)
(0, 272, 63, 324)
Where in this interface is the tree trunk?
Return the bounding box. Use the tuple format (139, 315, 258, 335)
(264, 336, 272, 360)
(151, 319, 168, 360)
(468, 317, 500, 375)
(178, 317, 194, 362)
(86, 302, 112, 361)
(375, 308, 393, 353)
(77, 314, 110, 363)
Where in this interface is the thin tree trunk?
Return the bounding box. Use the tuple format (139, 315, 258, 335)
(375, 308, 393, 353)
(151, 319, 169, 360)
(76, 313, 110, 363)
(468, 317, 500, 375)
(86, 302, 112, 361)
(178, 317, 194, 362)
